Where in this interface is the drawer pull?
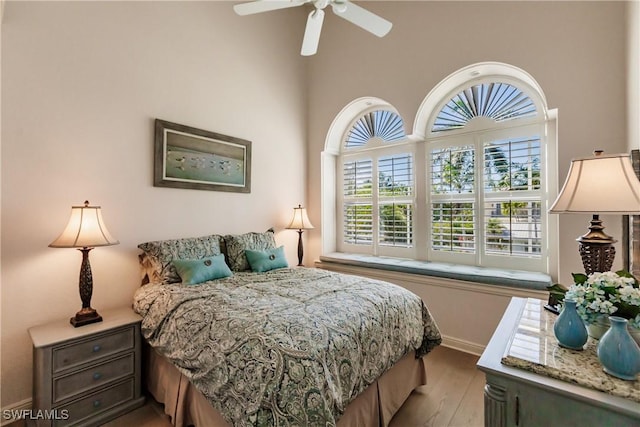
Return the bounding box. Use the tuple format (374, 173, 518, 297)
(92, 345, 101, 353)
(93, 399, 101, 408)
(93, 372, 102, 380)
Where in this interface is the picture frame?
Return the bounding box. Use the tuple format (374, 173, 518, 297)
(623, 149, 640, 276)
(154, 119, 251, 193)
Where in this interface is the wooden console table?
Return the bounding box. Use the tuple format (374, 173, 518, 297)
(477, 297, 640, 427)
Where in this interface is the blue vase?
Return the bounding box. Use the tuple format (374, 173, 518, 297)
(597, 316, 640, 381)
(553, 298, 588, 350)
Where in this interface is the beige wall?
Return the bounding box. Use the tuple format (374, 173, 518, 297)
(0, 0, 4, 413)
(628, 0, 640, 152)
(1, 1, 307, 408)
(306, 0, 628, 283)
(0, 0, 634, 412)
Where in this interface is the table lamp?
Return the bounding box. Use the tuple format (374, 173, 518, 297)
(286, 204, 314, 266)
(49, 201, 119, 327)
(550, 151, 640, 274)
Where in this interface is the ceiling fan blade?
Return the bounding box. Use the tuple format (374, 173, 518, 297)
(331, 1, 392, 37)
(301, 9, 325, 56)
(234, 0, 307, 16)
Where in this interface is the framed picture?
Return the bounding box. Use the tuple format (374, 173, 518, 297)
(154, 119, 251, 193)
(623, 149, 640, 276)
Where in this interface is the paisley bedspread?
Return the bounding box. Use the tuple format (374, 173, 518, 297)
(133, 267, 441, 427)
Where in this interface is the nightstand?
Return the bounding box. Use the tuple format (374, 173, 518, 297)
(478, 297, 640, 427)
(28, 307, 145, 427)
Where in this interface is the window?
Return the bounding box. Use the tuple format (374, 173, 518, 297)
(430, 145, 476, 256)
(338, 110, 415, 258)
(345, 110, 405, 147)
(428, 128, 546, 271)
(432, 82, 537, 132)
(324, 63, 557, 275)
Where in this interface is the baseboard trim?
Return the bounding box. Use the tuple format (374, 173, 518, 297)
(440, 334, 485, 356)
(1, 398, 31, 426)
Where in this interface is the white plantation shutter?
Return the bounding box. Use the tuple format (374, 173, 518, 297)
(339, 110, 414, 256)
(483, 137, 542, 258)
(430, 146, 476, 256)
(428, 130, 544, 268)
(431, 202, 475, 253)
(379, 203, 413, 246)
(484, 201, 542, 256)
(343, 159, 373, 198)
(345, 110, 405, 148)
(341, 153, 415, 252)
(343, 159, 373, 245)
(378, 154, 413, 248)
(343, 204, 373, 245)
(432, 82, 536, 132)
(430, 146, 475, 195)
(428, 84, 545, 267)
(483, 137, 541, 192)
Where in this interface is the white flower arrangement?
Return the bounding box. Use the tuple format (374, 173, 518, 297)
(560, 271, 640, 329)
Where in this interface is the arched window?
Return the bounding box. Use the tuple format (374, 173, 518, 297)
(345, 110, 406, 147)
(431, 82, 537, 132)
(425, 80, 551, 272)
(339, 110, 415, 258)
(322, 63, 557, 274)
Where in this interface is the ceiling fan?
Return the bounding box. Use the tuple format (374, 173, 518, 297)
(233, 0, 392, 56)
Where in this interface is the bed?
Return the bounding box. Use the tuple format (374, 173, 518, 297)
(133, 231, 442, 427)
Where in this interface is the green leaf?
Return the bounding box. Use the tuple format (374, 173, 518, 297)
(572, 273, 588, 284)
(546, 283, 568, 303)
(547, 283, 568, 293)
(616, 301, 640, 320)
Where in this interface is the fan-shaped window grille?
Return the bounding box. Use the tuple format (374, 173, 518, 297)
(432, 83, 537, 132)
(345, 110, 406, 148)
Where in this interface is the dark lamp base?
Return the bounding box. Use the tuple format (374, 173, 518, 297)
(70, 307, 103, 327)
(296, 229, 305, 267)
(578, 242, 615, 275)
(577, 214, 617, 275)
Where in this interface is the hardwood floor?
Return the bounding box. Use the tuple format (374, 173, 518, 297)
(101, 402, 172, 427)
(8, 346, 483, 427)
(390, 346, 484, 427)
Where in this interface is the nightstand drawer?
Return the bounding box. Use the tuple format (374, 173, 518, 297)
(53, 353, 135, 403)
(54, 378, 135, 427)
(52, 327, 134, 373)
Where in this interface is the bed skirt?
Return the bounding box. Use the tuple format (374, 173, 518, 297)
(144, 344, 427, 427)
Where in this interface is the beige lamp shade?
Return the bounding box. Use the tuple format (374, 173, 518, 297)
(49, 201, 119, 248)
(286, 205, 315, 230)
(549, 152, 640, 215)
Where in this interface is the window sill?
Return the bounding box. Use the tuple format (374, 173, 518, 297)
(318, 252, 552, 291)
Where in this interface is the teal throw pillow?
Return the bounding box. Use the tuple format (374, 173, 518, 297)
(172, 254, 232, 285)
(245, 246, 288, 273)
(224, 230, 276, 271)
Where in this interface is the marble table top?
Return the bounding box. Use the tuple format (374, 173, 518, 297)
(501, 298, 640, 402)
